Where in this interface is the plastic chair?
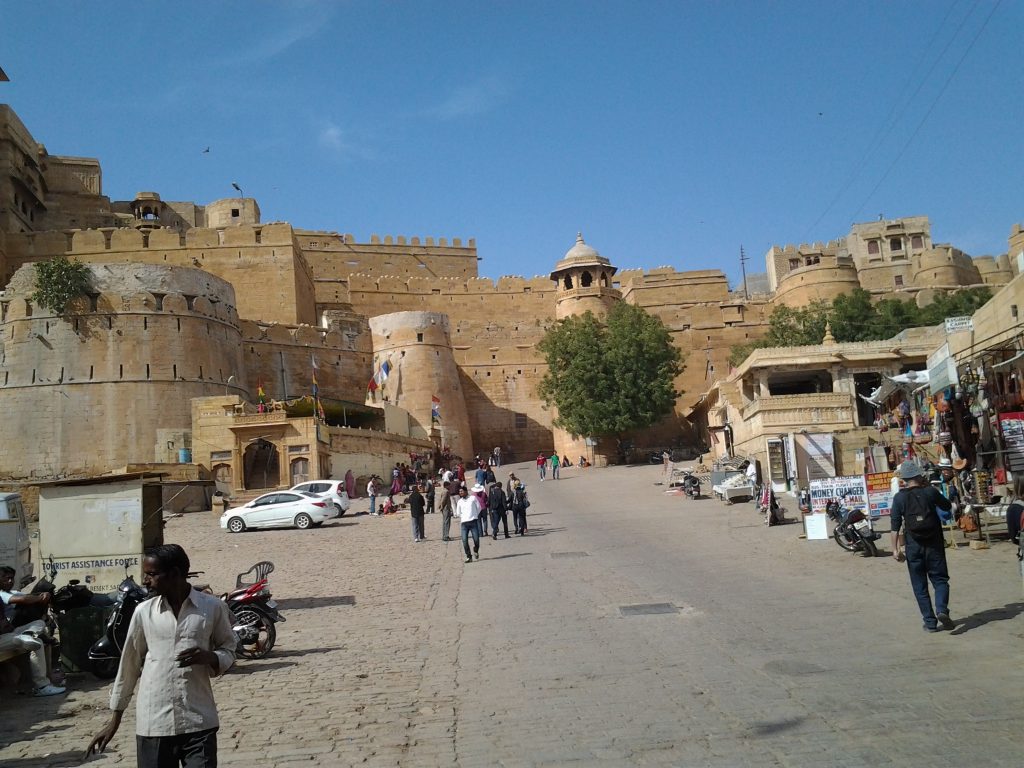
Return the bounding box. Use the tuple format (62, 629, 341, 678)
(235, 561, 275, 589)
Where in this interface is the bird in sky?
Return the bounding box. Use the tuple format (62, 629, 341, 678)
(201, 146, 210, 153)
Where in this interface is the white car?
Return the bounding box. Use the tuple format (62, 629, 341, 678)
(289, 480, 352, 518)
(221, 491, 332, 533)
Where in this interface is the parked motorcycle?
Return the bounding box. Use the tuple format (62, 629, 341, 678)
(682, 471, 702, 499)
(825, 496, 880, 557)
(87, 570, 148, 679)
(222, 576, 284, 659)
(190, 567, 284, 659)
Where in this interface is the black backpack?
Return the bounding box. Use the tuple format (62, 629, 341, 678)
(512, 486, 527, 510)
(902, 487, 939, 536)
(488, 484, 505, 510)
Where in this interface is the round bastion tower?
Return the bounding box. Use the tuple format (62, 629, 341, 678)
(549, 234, 622, 466)
(0, 263, 246, 480)
(368, 311, 473, 461)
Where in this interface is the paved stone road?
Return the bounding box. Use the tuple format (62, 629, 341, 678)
(2, 461, 1022, 766)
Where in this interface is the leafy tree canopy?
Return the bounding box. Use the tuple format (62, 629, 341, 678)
(31, 256, 91, 315)
(537, 303, 683, 439)
(728, 287, 993, 368)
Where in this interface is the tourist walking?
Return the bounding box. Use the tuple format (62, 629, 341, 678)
(487, 481, 509, 539)
(456, 485, 482, 563)
(85, 544, 236, 767)
(890, 461, 955, 632)
(367, 476, 378, 516)
(550, 452, 560, 480)
(438, 481, 453, 541)
(424, 475, 435, 514)
(471, 483, 489, 537)
(536, 452, 547, 481)
(408, 484, 426, 542)
(510, 480, 530, 535)
(506, 472, 519, 497)
(494, 446, 501, 467)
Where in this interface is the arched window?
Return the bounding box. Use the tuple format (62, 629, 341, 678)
(581, 271, 593, 287)
(600, 272, 608, 287)
(212, 463, 232, 487)
(563, 274, 573, 289)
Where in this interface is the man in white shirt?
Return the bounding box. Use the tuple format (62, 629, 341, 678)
(86, 544, 237, 767)
(367, 476, 379, 516)
(0, 565, 65, 696)
(455, 484, 482, 563)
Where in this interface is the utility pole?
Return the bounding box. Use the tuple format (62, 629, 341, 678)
(739, 245, 749, 299)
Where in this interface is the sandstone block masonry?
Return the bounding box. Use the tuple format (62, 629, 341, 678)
(0, 104, 1019, 483)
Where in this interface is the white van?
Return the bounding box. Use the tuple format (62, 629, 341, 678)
(0, 492, 34, 586)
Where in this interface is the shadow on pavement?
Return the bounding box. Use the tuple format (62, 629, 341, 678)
(0, 722, 72, 748)
(262, 646, 344, 659)
(229, 660, 297, 675)
(482, 553, 532, 561)
(275, 595, 355, 610)
(0, 748, 90, 767)
(949, 602, 1024, 635)
(747, 716, 807, 736)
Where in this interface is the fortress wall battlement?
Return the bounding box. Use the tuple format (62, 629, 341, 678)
(296, 231, 479, 280)
(773, 259, 862, 307)
(973, 255, 1015, 285)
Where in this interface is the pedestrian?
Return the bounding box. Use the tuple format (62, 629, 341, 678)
(456, 462, 466, 483)
(472, 483, 489, 537)
(662, 450, 671, 476)
(506, 472, 519, 497)
(456, 484, 481, 563)
(510, 480, 530, 535)
(424, 475, 435, 514)
(408, 484, 426, 542)
(537, 452, 547, 481)
(561, 454, 571, 471)
(85, 544, 237, 767)
(0, 566, 65, 696)
(438, 481, 453, 541)
(487, 481, 509, 539)
(550, 452, 560, 480)
(474, 462, 487, 487)
(367, 476, 378, 516)
(1006, 474, 1024, 544)
(890, 461, 955, 632)
(484, 465, 496, 486)
(494, 445, 501, 467)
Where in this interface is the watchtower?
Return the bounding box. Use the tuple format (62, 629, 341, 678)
(550, 233, 620, 320)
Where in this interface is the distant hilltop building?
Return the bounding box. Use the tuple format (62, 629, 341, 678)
(0, 104, 1020, 487)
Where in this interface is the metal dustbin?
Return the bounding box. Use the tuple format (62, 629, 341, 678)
(57, 605, 113, 673)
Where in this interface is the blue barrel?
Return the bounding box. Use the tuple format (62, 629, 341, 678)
(178, 448, 193, 463)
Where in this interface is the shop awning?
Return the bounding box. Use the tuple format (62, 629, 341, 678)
(859, 370, 929, 407)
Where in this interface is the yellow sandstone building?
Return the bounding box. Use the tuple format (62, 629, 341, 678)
(0, 105, 1019, 493)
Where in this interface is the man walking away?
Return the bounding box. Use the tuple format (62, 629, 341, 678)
(510, 481, 530, 535)
(424, 475, 435, 514)
(550, 452, 560, 480)
(86, 544, 237, 767)
(408, 484, 426, 542)
(494, 446, 501, 467)
(487, 482, 510, 539)
(438, 481, 453, 541)
(890, 461, 955, 632)
(456, 485, 482, 562)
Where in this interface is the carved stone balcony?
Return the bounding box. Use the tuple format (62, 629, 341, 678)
(741, 392, 854, 432)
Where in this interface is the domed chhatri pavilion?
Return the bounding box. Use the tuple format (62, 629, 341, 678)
(0, 103, 1019, 491)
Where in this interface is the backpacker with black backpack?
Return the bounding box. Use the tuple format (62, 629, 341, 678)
(512, 485, 528, 510)
(902, 486, 939, 537)
(487, 483, 505, 511)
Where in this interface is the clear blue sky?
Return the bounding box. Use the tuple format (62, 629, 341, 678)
(2, 1, 1020, 285)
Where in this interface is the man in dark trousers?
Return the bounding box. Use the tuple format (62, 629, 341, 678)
(487, 481, 509, 539)
(85, 544, 236, 767)
(890, 461, 955, 632)
(408, 484, 426, 542)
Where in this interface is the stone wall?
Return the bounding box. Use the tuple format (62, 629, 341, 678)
(297, 231, 479, 280)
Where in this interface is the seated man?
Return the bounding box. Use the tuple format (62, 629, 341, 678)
(0, 565, 65, 696)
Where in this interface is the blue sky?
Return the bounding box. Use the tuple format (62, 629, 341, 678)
(2, 1, 1020, 285)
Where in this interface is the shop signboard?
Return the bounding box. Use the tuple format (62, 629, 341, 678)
(865, 471, 895, 517)
(944, 316, 974, 334)
(796, 432, 835, 483)
(808, 475, 869, 515)
(997, 412, 1024, 472)
(927, 343, 959, 395)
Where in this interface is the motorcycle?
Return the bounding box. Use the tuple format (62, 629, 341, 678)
(87, 570, 148, 679)
(190, 567, 284, 659)
(682, 471, 702, 499)
(825, 496, 880, 557)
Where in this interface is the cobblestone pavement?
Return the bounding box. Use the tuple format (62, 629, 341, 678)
(2, 461, 1022, 766)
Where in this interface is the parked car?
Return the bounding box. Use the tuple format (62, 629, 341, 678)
(221, 492, 332, 533)
(289, 480, 351, 518)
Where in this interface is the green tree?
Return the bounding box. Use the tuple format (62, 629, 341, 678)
(537, 303, 683, 439)
(31, 256, 91, 315)
(829, 289, 877, 342)
(917, 287, 993, 326)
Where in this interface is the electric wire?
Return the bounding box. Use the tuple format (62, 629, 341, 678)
(851, 0, 1002, 220)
